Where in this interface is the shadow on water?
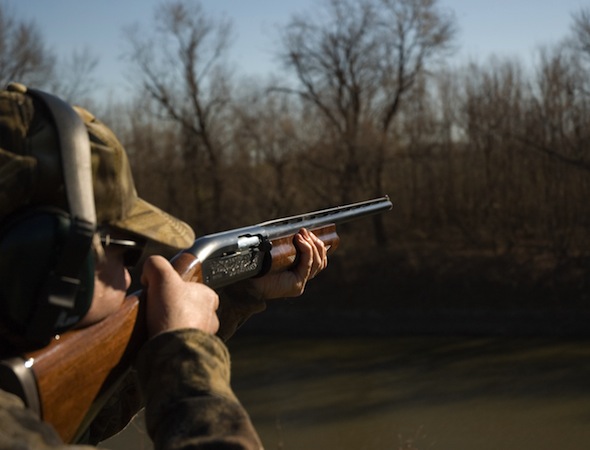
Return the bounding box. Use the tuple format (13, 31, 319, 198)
(103, 335, 590, 450)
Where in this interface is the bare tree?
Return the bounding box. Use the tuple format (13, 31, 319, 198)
(520, 46, 590, 173)
(0, 4, 99, 104)
(230, 81, 320, 222)
(0, 4, 55, 87)
(277, 0, 456, 243)
(570, 7, 590, 60)
(50, 47, 99, 104)
(123, 0, 234, 232)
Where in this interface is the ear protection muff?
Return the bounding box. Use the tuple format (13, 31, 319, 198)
(0, 88, 96, 345)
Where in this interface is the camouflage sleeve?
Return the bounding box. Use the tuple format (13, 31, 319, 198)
(216, 283, 267, 342)
(0, 389, 95, 450)
(135, 328, 263, 450)
(84, 281, 267, 444)
(84, 369, 143, 444)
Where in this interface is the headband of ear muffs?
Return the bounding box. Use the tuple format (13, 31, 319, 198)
(0, 88, 97, 346)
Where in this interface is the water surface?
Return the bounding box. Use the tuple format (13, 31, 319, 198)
(104, 335, 590, 449)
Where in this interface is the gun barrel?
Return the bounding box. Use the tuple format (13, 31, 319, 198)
(186, 196, 392, 259)
(260, 196, 393, 239)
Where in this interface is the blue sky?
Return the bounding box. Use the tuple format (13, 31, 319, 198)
(7, 0, 587, 101)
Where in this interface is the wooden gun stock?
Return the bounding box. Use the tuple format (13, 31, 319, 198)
(0, 196, 391, 443)
(23, 293, 145, 443)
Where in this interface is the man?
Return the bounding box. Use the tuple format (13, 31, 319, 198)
(0, 83, 327, 449)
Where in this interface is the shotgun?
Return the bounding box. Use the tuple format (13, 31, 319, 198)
(0, 196, 392, 443)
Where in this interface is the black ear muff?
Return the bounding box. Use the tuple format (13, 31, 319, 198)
(0, 88, 96, 346)
(0, 208, 94, 340)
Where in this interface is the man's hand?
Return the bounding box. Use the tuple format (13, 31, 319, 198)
(141, 255, 220, 337)
(215, 228, 328, 341)
(249, 228, 328, 299)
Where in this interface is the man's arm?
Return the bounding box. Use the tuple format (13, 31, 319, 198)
(0, 256, 261, 450)
(0, 332, 260, 450)
(137, 256, 263, 449)
(136, 329, 262, 450)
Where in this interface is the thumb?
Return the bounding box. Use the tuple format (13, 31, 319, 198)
(141, 255, 177, 288)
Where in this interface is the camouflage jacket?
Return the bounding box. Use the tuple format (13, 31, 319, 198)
(0, 329, 263, 449)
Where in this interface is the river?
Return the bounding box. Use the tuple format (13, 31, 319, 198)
(103, 335, 590, 450)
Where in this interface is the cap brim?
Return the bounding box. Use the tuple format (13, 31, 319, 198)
(110, 198, 195, 250)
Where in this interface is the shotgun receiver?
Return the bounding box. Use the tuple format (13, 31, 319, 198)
(0, 196, 392, 443)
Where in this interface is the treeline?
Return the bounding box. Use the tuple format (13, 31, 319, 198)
(123, 57, 590, 293)
(3, 0, 590, 309)
(113, 2, 590, 308)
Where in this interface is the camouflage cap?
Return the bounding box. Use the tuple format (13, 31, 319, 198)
(0, 83, 195, 250)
